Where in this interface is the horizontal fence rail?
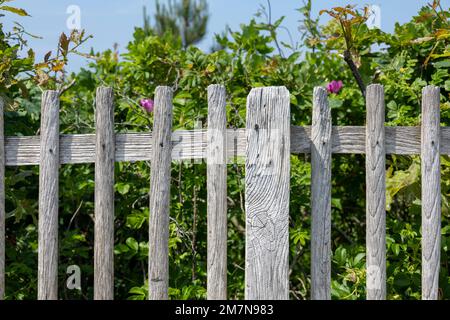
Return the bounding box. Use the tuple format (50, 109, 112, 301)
(0, 84, 444, 301)
(6, 126, 450, 166)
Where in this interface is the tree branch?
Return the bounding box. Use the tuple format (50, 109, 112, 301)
(343, 50, 366, 98)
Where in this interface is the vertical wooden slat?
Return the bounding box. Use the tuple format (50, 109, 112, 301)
(94, 87, 115, 300)
(245, 87, 290, 300)
(149, 86, 173, 300)
(206, 84, 227, 300)
(0, 98, 5, 300)
(38, 90, 60, 300)
(311, 87, 332, 300)
(366, 84, 386, 300)
(421, 85, 441, 300)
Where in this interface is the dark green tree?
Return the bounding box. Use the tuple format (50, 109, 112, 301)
(143, 0, 209, 49)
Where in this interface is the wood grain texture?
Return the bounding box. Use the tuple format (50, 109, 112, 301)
(310, 87, 332, 300)
(365, 84, 386, 300)
(206, 85, 228, 300)
(245, 87, 290, 300)
(38, 91, 60, 300)
(421, 85, 441, 300)
(7, 126, 450, 166)
(0, 98, 5, 300)
(148, 87, 173, 300)
(94, 87, 115, 300)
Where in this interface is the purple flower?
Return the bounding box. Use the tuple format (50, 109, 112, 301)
(326, 80, 343, 94)
(140, 98, 154, 113)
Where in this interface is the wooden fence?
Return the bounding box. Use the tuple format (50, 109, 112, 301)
(0, 84, 443, 300)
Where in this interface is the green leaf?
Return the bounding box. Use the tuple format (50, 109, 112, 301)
(126, 212, 146, 229)
(433, 60, 450, 69)
(126, 237, 139, 252)
(114, 244, 129, 254)
(0, 5, 30, 16)
(116, 183, 130, 195)
(445, 80, 450, 92)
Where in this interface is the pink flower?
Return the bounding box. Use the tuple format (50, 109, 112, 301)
(139, 98, 154, 113)
(326, 80, 343, 94)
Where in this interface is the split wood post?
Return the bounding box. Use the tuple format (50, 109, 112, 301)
(149, 86, 173, 300)
(365, 84, 386, 300)
(0, 98, 5, 300)
(94, 87, 115, 300)
(38, 91, 60, 300)
(207, 85, 228, 300)
(310, 87, 332, 300)
(245, 87, 290, 300)
(421, 85, 441, 300)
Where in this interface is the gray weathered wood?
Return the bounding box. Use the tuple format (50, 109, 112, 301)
(7, 126, 450, 166)
(38, 91, 60, 300)
(421, 85, 441, 300)
(245, 87, 290, 300)
(94, 87, 115, 300)
(365, 84, 386, 300)
(206, 85, 228, 300)
(311, 87, 332, 300)
(148, 86, 173, 300)
(0, 98, 5, 300)
(3, 129, 245, 166)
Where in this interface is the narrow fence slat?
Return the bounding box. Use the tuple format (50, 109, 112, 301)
(245, 87, 290, 300)
(311, 87, 332, 300)
(94, 87, 115, 300)
(38, 91, 60, 300)
(149, 86, 173, 300)
(206, 85, 227, 300)
(0, 98, 5, 300)
(421, 85, 441, 300)
(366, 84, 386, 300)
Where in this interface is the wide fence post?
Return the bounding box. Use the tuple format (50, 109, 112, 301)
(311, 87, 332, 300)
(0, 98, 5, 300)
(245, 87, 290, 300)
(421, 85, 441, 300)
(207, 85, 228, 300)
(94, 87, 115, 300)
(365, 84, 386, 300)
(149, 86, 173, 300)
(38, 90, 60, 300)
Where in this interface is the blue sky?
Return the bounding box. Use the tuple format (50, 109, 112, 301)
(3, 0, 449, 71)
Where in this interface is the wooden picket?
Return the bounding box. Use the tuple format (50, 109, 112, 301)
(365, 84, 386, 300)
(148, 87, 173, 300)
(206, 85, 228, 300)
(0, 97, 5, 300)
(94, 87, 115, 300)
(38, 90, 60, 300)
(421, 86, 441, 300)
(245, 87, 290, 300)
(311, 87, 332, 300)
(0, 84, 443, 300)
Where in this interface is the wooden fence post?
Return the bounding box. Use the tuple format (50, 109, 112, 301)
(245, 87, 290, 300)
(311, 87, 332, 300)
(421, 85, 441, 300)
(207, 85, 227, 300)
(366, 84, 386, 300)
(38, 90, 60, 300)
(0, 98, 5, 300)
(149, 86, 173, 300)
(94, 87, 115, 300)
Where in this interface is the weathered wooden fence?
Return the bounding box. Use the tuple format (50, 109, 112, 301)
(0, 84, 444, 300)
